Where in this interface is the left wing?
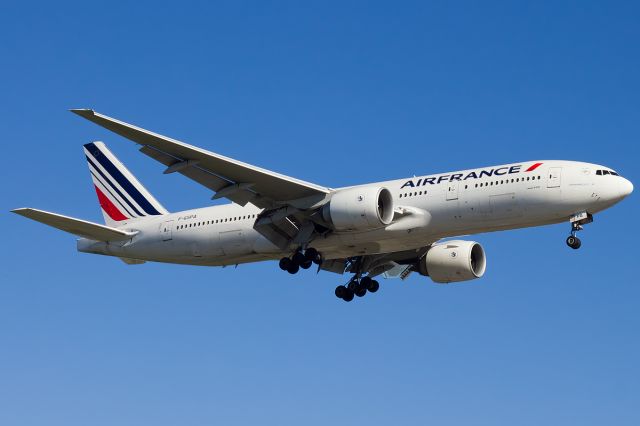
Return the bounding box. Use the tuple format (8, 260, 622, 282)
(71, 109, 330, 209)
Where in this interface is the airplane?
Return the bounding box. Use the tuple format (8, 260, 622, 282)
(12, 110, 633, 302)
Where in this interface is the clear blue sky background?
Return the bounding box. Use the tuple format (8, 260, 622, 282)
(1, 1, 638, 425)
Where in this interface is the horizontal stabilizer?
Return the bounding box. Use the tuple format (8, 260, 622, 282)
(12, 208, 137, 242)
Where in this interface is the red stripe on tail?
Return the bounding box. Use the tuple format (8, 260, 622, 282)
(94, 185, 128, 221)
(525, 162, 543, 172)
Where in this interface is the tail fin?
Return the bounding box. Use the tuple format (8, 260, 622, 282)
(84, 141, 168, 227)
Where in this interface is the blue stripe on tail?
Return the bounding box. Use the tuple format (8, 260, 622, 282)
(84, 142, 162, 215)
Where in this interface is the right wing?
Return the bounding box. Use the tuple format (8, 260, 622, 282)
(12, 208, 137, 242)
(70, 109, 330, 209)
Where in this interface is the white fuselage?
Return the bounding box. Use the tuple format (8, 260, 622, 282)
(78, 160, 632, 266)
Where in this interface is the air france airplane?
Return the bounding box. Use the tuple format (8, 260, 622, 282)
(13, 110, 633, 302)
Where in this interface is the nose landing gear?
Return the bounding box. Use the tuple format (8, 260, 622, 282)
(566, 211, 593, 250)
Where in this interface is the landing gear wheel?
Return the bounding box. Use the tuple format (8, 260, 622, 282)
(347, 281, 358, 291)
(360, 276, 372, 288)
(354, 285, 367, 298)
(287, 263, 300, 274)
(279, 257, 291, 271)
(335, 285, 347, 299)
(300, 260, 313, 270)
(368, 280, 380, 293)
(566, 236, 582, 249)
(292, 251, 306, 266)
(342, 289, 354, 302)
(305, 248, 320, 264)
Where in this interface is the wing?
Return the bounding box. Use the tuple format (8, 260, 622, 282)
(70, 109, 330, 209)
(12, 208, 137, 242)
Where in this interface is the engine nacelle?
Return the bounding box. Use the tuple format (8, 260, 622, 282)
(419, 240, 487, 283)
(322, 186, 394, 231)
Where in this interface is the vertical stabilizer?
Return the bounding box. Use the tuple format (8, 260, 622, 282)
(84, 141, 168, 227)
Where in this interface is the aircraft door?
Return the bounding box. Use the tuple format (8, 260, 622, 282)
(547, 167, 562, 188)
(161, 220, 174, 241)
(446, 181, 459, 201)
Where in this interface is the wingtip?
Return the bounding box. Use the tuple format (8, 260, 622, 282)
(70, 108, 95, 118)
(11, 208, 29, 215)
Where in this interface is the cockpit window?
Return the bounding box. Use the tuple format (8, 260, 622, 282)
(596, 169, 620, 176)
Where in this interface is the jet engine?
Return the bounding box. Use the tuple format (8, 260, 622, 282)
(419, 240, 487, 283)
(322, 186, 394, 231)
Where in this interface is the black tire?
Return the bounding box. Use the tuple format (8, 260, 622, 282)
(292, 252, 306, 266)
(368, 280, 380, 293)
(354, 285, 367, 297)
(305, 248, 319, 262)
(343, 290, 354, 302)
(335, 285, 347, 299)
(360, 276, 372, 288)
(300, 260, 313, 270)
(347, 281, 357, 291)
(573, 237, 582, 249)
(279, 257, 291, 271)
(287, 263, 300, 274)
(566, 236, 581, 249)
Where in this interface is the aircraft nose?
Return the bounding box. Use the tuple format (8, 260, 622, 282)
(619, 177, 634, 198)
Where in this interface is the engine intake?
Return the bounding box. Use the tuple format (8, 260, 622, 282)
(419, 240, 487, 283)
(322, 186, 394, 231)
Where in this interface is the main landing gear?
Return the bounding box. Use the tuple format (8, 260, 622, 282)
(566, 211, 593, 250)
(334, 276, 380, 302)
(279, 247, 322, 274)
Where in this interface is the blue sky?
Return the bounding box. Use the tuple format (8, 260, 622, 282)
(1, 1, 639, 425)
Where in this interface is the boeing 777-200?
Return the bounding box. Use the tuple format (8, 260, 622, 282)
(12, 110, 633, 301)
